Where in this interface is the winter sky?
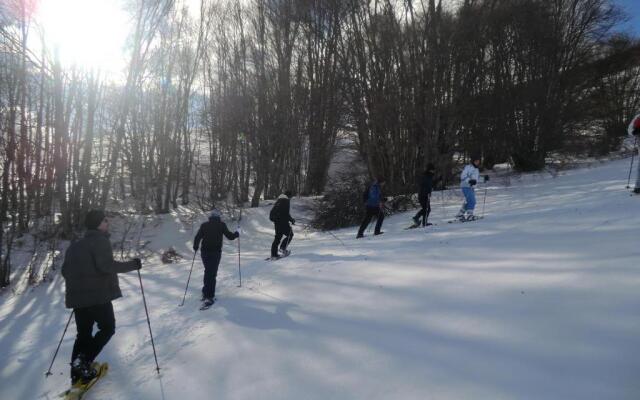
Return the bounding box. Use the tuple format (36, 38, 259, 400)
(32, 0, 640, 77)
(615, 0, 640, 35)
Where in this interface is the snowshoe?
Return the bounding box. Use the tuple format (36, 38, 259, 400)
(449, 215, 482, 223)
(61, 362, 108, 400)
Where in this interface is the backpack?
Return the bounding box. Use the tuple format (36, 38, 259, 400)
(634, 117, 640, 135)
(270, 198, 286, 222)
(365, 184, 381, 207)
(362, 186, 369, 203)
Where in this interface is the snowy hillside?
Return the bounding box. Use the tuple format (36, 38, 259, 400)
(1, 158, 640, 400)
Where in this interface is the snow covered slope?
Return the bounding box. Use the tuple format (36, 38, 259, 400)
(1, 158, 639, 400)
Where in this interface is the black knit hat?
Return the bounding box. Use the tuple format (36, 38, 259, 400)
(85, 209, 106, 230)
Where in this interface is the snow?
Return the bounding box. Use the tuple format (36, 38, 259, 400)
(1, 158, 640, 400)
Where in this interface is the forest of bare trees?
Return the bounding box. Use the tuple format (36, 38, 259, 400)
(1, 0, 639, 287)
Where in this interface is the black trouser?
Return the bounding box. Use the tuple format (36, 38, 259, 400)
(201, 250, 222, 299)
(72, 302, 116, 363)
(413, 195, 431, 226)
(358, 206, 384, 236)
(271, 223, 293, 257)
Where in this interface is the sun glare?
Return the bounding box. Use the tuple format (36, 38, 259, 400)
(35, 0, 130, 75)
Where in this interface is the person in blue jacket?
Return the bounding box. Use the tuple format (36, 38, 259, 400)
(357, 177, 386, 238)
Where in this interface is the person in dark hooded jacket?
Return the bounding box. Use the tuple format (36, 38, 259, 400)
(412, 163, 437, 227)
(193, 209, 239, 306)
(270, 190, 295, 259)
(61, 209, 141, 384)
(628, 113, 640, 194)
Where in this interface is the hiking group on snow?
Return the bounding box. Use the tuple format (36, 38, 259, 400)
(56, 115, 640, 396)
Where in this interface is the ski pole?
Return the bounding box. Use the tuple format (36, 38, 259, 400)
(137, 269, 161, 374)
(237, 208, 242, 288)
(627, 136, 637, 189)
(327, 229, 347, 249)
(481, 188, 488, 218)
(45, 310, 74, 377)
(179, 251, 198, 307)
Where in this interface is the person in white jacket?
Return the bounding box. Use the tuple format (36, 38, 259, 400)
(456, 154, 485, 221)
(628, 113, 640, 194)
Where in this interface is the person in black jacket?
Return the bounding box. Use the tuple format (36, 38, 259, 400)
(412, 163, 437, 227)
(61, 209, 141, 384)
(270, 190, 295, 259)
(193, 209, 239, 306)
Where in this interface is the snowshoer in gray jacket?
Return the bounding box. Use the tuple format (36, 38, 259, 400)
(61, 209, 141, 384)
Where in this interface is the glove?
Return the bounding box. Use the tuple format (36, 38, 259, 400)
(634, 128, 640, 136)
(291, 218, 296, 225)
(133, 258, 142, 270)
(193, 245, 199, 252)
(234, 231, 240, 238)
(484, 175, 490, 182)
(469, 179, 477, 186)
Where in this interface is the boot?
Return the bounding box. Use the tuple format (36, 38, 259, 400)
(70, 354, 97, 385)
(203, 298, 215, 307)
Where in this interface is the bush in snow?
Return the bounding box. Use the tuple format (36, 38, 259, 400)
(311, 173, 416, 230)
(311, 173, 366, 231)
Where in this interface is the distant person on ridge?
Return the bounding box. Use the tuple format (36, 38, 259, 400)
(629, 113, 640, 194)
(456, 154, 488, 221)
(357, 176, 386, 238)
(269, 190, 295, 259)
(411, 163, 438, 228)
(193, 209, 239, 308)
(61, 209, 141, 384)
